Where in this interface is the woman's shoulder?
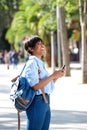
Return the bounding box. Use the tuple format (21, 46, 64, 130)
(26, 56, 40, 67)
(26, 56, 35, 65)
(28, 56, 43, 64)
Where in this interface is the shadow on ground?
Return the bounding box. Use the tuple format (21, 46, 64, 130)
(50, 110, 87, 130)
(0, 108, 87, 130)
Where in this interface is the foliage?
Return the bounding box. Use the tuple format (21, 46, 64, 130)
(0, 0, 21, 50)
(5, 0, 80, 49)
(6, 0, 57, 47)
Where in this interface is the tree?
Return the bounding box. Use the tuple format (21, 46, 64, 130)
(57, 0, 80, 76)
(59, 6, 70, 76)
(79, 0, 87, 83)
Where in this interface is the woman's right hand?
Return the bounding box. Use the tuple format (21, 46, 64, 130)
(52, 69, 65, 80)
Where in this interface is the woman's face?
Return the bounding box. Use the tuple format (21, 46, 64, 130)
(31, 41, 46, 58)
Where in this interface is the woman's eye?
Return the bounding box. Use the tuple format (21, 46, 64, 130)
(39, 43, 44, 45)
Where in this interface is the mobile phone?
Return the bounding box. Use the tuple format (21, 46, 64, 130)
(62, 65, 66, 70)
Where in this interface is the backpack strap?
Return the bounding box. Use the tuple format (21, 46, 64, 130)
(11, 63, 26, 82)
(17, 111, 20, 130)
(41, 89, 48, 103)
(38, 65, 48, 104)
(19, 63, 26, 76)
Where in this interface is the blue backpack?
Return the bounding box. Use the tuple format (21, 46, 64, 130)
(10, 63, 35, 112)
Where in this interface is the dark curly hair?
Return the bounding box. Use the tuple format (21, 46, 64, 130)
(23, 35, 43, 55)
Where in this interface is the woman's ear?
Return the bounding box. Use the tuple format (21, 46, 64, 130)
(28, 47, 34, 52)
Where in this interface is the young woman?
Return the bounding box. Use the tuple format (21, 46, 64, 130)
(22, 35, 65, 130)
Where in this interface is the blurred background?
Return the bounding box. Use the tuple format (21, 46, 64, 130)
(0, 0, 87, 83)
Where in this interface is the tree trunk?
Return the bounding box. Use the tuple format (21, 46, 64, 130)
(45, 44, 51, 67)
(79, 0, 87, 83)
(81, 23, 87, 83)
(59, 7, 71, 76)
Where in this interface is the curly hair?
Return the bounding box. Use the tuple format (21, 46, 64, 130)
(23, 35, 43, 55)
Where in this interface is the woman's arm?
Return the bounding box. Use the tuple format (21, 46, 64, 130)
(33, 69, 64, 90)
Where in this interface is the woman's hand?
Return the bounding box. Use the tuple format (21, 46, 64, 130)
(53, 70, 64, 78)
(52, 68, 65, 82)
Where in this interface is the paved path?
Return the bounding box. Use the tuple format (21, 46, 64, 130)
(0, 64, 87, 130)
